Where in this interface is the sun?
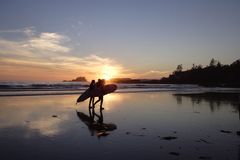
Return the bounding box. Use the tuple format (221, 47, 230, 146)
(104, 73, 111, 81)
(102, 65, 118, 81)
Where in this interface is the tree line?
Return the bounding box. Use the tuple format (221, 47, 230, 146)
(160, 58, 240, 87)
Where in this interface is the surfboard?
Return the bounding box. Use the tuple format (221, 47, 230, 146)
(76, 84, 117, 103)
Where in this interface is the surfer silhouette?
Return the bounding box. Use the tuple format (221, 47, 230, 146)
(94, 79, 105, 109)
(76, 78, 117, 109)
(89, 80, 95, 108)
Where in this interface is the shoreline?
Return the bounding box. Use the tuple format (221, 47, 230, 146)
(1, 87, 240, 97)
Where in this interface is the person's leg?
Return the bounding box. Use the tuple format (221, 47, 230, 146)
(99, 107, 103, 123)
(92, 106, 97, 122)
(92, 97, 95, 108)
(94, 97, 100, 106)
(100, 96, 104, 110)
(89, 105, 93, 119)
(89, 97, 92, 108)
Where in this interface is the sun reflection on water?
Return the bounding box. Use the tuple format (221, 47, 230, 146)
(101, 93, 122, 111)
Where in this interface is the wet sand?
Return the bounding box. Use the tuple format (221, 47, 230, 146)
(0, 92, 239, 160)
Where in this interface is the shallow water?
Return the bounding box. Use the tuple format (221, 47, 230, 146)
(0, 92, 239, 160)
(1, 82, 240, 96)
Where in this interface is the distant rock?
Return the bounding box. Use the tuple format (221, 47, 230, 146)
(63, 76, 87, 82)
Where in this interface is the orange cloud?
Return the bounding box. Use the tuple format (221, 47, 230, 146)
(0, 28, 169, 81)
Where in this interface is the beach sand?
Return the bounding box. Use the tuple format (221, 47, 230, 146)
(0, 92, 239, 160)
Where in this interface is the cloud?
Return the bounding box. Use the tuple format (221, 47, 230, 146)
(0, 27, 70, 54)
(22, 26, 35, 36)
(78, 21, 83, 25)
(0, 26, 35, 36)
(0, 27, 169, 81)
(0, 30, 126, 81)
(24, 32, 70, 53)
(0, 39, 33, 57)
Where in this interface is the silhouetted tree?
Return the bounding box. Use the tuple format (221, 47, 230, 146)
(217, 61, 222, 67)
(209, 58, 217, 67)
(176, 64, 183, 72)
(192, 63, 196, 70)
(197, 65, 202, 69)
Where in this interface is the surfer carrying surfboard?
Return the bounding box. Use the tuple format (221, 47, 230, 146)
(76, 79, 117, 108)
(93, 79, 105, 109)
(89, 80, 96, 108)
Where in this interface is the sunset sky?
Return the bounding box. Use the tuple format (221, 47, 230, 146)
(0, 0, 239, 81)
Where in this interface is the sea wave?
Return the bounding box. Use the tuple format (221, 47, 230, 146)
(0, 82, 240, 96)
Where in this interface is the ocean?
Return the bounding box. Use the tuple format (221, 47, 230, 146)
(0, 81, 240, 96)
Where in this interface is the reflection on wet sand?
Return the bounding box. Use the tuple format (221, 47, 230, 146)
(0, 92, 239, 160)
(76, 107, 117, 138)
(174, 92, 240, 119)
(0, 95, 73, 136)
